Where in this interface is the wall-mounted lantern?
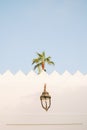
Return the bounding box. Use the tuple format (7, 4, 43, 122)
(40, 84, 51, 111)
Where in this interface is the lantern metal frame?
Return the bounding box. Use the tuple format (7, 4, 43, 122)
(40, 84, 51, 111)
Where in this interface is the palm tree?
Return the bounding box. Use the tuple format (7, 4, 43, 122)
(32, 51, 55, 74)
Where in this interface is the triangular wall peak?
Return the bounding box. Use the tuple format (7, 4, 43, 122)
(0, 70, 86, 77)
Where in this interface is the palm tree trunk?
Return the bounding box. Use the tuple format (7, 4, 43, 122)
(42, 62, 45, 70)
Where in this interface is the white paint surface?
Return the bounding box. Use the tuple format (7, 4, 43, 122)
(0, 70, 87, 130)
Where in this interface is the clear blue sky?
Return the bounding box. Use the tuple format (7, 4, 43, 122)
(0, 0, 87, 74)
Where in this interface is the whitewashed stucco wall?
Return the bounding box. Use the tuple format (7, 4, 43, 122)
(0, 70, 87, 130)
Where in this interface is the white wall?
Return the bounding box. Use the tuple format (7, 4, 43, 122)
(0, 70, 87, 130)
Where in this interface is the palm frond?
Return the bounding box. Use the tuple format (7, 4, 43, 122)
(34, 63, 42, 70)
(37, 52, 42, 57)
(32, 58, 39, 64)
(47, 56, 51, 59)
(42, 51, 45, 58)
(44, 56, 51, 62)
(47, 61, 55, 65)
(32, 56, 43, 64)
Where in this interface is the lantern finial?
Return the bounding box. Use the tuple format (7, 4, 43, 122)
(44, 83, 46, 92)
